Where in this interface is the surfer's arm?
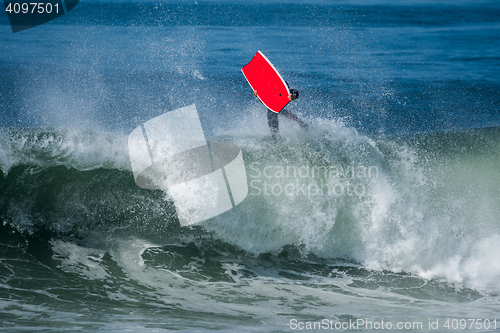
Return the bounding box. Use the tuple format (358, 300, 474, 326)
(253, 90, 265, 106)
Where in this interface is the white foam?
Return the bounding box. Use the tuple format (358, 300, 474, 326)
(462, 235, 500, 291)
(0, 147, 11, 176)
(107, 237, 425, 324)
(0, 128, 132, 174)
(209, 116, 500, 294)
(50, 240, 110, 280)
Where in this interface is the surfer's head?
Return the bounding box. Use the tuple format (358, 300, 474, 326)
(289, 89, 299, 100)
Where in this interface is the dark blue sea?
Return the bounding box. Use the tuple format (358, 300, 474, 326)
(1, 0, 500, 331)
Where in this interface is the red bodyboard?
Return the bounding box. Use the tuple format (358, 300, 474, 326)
(242, 51, 290, 113)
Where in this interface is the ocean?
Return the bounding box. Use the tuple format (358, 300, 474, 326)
(1, 0, 500, 331)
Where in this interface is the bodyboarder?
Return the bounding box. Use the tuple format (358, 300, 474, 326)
(253, 86, 308, 139)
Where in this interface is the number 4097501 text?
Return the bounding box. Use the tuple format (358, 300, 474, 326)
(5, 3, 59, 14)
(444, 319, 497, 330)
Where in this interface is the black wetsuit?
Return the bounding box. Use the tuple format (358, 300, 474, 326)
(265, 85, 303, 138)
(267, 109, 280, 137)
(267, 108, 306, 138)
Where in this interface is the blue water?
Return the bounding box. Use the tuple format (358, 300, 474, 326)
(1, 1, 500, 332)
